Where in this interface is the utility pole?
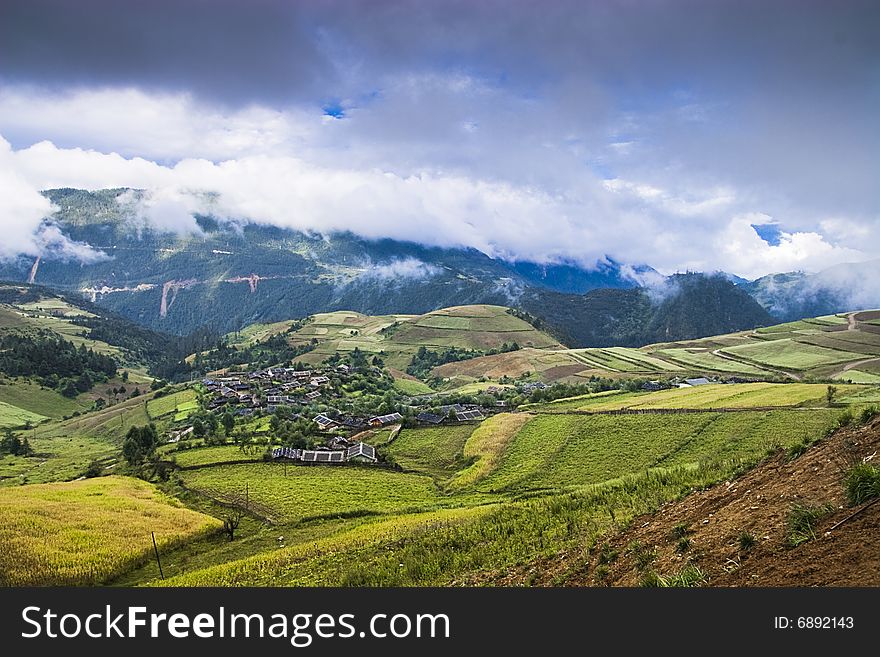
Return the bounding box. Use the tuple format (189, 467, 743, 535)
(151, 532, 164, 579)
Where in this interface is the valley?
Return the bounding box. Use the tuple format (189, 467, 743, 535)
(1, 281, 878, 587)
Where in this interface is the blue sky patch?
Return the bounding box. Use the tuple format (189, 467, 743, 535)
(751, 223, 783, 246)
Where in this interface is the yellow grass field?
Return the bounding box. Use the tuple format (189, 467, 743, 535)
(449, 412, 532, 490)
(0, 476, 221, 585)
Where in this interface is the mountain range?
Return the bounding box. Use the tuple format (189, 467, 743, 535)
(0, 188, 875, 346)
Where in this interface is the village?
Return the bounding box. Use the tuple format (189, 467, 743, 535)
(169, 352, 746, 469)
(190, 359, 507, 467)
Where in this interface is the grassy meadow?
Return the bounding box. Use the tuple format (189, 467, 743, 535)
(0, 476, 221, 586)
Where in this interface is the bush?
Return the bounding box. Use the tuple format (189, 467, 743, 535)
(640, 565, 707, 587)
(738, 531, 756, 552)
(670, 522, 691, 539)
(83, 460, 103, 478)
(786, 503, 833, 547)
(844, 463, 880, 506)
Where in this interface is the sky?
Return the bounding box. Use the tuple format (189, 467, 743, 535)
(0, 0, 877, 279)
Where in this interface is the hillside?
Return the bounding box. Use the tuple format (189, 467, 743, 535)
(286, 305, 562, 371)
(745, 258, 880, 322)
(520, 273, 775, 347)
(0, 188, 630, 336)
(431, 308, 880, 386)
(0, 189, 784, 346)
(515, 413, 880, 587)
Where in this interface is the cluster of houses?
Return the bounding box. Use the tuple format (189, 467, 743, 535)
(415, 404, 486, 425)
(202, 365, 351, 415)
(271, 440, 378, 464)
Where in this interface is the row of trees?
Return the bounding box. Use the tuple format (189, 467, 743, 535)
(0, 332, 117, 396)
(1, 429, 33, 456)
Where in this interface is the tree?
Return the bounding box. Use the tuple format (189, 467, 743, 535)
(122, 424, 159, 466)
(61, 380, 79, 398)
(1, 429, 23, 455)
(223, 508, 243, 541)
(826, 385, 838, 406)
(192, 418, 206, 439)
(222, 412, 235, 435)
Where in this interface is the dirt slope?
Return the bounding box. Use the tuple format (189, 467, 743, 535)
(513, 417, 880, 587)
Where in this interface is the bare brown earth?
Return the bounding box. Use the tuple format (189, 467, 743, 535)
(495, 417, 880, 587)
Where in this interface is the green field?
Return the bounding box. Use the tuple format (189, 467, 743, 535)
(147, 388, 198, 419)
(155, 505, 496, 586)
(721, 339, 859, 370)
(0, 400, 47, 429)
(382, 425, 476, 483)
(391, 377, 435, 395)
(0, 379, 91, 419)
(171, 445, 265, 468)
(0, 476, 221, 585)
(178, 463, 468, 523)
(478, 409, 840, 493)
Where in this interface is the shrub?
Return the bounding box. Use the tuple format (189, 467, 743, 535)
(593, 565, 610, 585)
(83, 460, 103, 478)
(786, 440, 809, 460)
(676, 537, 691, 553)
(786, 503, 833, 547)
(844, 463, 880, 506)
(738, 531, 756, 552)
(597, 544, 619, 566)
(670, 522, 691, 539)
(858, 406, 879, 425)
(627, 541, 657, 571)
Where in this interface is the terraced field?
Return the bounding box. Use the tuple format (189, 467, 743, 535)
(720, 339, 860, 370)
(528, 383, 864, 412)
(477, 409, 841, 494)
(652, 348, 770, 375)
(289, 305, 561, 371)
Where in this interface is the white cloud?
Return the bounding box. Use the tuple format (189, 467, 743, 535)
(0, 136, 104, 261)
(0, 80, 875, 280)
(356, 258, 441, 281)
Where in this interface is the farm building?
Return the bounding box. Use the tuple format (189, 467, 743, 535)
(271, 447, 302, 460)
(416, 412, 445, 425)
(368, 412, 404, 427)
(683, 377, 711, 387)
(305, 390, 322, 400)
(455, 409, 485, 421)
(310, 376, 331, 386)
(313, 414, 339, 431)
(346, 442, 377, 463)
(300, 450, 346, 464)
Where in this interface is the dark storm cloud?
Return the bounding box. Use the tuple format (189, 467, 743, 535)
(0, 0, 332, 103)
(1, 0, 878, 278)
(2, 0, 878, 106)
